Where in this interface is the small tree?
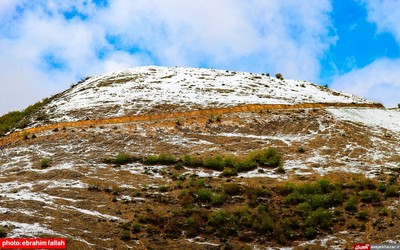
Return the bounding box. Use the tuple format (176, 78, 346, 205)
(275, 73, 284, 80)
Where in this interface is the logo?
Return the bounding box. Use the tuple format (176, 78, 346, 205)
(354, 244, 370, 250)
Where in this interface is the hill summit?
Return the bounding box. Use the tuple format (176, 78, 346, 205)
(0, 66, 399, 249)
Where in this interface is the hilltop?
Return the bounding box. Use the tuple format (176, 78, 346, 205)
(0, 66, 399, 249)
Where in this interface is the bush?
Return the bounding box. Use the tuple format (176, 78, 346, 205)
(196, 188, 213, 203)
(360, 190, 381, 203)
(385, 185, 399, 197)
(143, 155, 159, 165)
(235, 158, 257, 172)
(114, 153, 131, 165)
(132, 222, 141, 233)
(211, 194, 224, 206)
(221, 167, 238, 177)
(182, 154, 203, 167)
(250, 147, 281, 167)
(345, 196, 358, 212)
(223, 183, 243, 196)
(356, 209, 369, 220)
(275, 165, 285, 174)
(157, 153, 178, 164)
(0, 98, 50, 136)
(120, 230, 131, 240)
(317, 179, 331, 193)
(305, 208, 332, 229)
(304, 226, 317, 239)
(297, 202, 312, 217)
(0, 227, 6, 238)
(40, 158, 51, 168)
(284, 191, 305, 205)
(204, 155, 225, 171)
(253, 216, 274, 233)
(275, 73, 284, 80)
(209, 209, 231, 226)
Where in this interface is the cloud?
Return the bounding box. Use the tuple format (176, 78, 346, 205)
(0, 0, 334, 115)
(329, 0, 400, 107)
(360, 0, 400, 42)
(331, 58, 400, 107)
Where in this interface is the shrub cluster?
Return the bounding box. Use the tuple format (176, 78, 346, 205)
(103, 147, 283, 174)
(117, 173, 399, 245)
(0, 98, 50, 136)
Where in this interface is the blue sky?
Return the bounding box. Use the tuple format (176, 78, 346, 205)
(0, 0, 399, 115)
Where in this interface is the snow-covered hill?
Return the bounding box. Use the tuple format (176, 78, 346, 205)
(43, 66, 372, 122)
(2, 66, 400, 249)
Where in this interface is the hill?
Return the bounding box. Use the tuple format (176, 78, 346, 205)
(0, 66, 399, 249)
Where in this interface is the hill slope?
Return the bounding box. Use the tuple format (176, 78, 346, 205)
(0, 66, 399, 249)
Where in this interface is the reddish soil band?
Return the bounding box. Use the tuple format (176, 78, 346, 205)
(0, 102, 383, 147)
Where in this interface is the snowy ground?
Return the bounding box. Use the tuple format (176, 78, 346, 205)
(327, 108, 400, 133)
(43, 66, 371, 122)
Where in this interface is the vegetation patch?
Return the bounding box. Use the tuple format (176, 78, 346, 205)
(114, 174, 400, 246)
(102, 147, 283, 174)
(0, 98, 50, 136)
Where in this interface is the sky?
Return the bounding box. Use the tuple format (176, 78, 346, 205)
(0, 0, 399, 115)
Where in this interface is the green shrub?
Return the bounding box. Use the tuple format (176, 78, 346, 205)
(196, 188, 213, 203)
(204, 155, 225, 171)
(157, 153, 178, 164)
(221, 167, 238, 177)
(211, 194, 224, 206)
(356, 209, 369, 220)
(209, 209, 231, 226)
(223, 183, 243, 196)
(385, 185, 399, 197)
(275, 164, 285, 174)
(132, 222, 141, 233)
(360, 190, 381, 203)
(309, 194, 330, 210)
(235, 158, 257, 172)
(329, 190, 344, 205)
(284, 191, 305, 205)
(317, 179, 331, 193)
(304, 226, 317, 239)
(143, 155, 159, 165)
(250, 147, 281, 167)
(223, 156, 237, 168)
(305, 208, 332, 229)
(297, 202, 312, 217)
(114, 153, 131, 165)
(0, 98, 50, 136)
(354, 177, 376, 190)
(120, 230, 131, 240)
(378, 183, 387, 192)
(345, 196, 358, 212)
(278, 182, 297, 196)
(40, 158, 51, 168)
(253, 216, 274, 233)
(182, 154, 203, 167)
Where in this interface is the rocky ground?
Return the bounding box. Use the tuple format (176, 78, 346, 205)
(1, 106, 399, 249)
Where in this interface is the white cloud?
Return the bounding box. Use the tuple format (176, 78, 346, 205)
(329, 0, 400, 107)
(360, 0, 400, 42)
(0, 0, 334, 115)
(331, 58, 400, 107)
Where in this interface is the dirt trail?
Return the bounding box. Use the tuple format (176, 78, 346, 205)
(0, 102, 383, 147)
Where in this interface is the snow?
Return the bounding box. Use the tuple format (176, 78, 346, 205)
(327, 108, 400, 133)
(63, 205, 120, 221)
(43, 66, 371, 123)
(1, 221, 61, 238)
